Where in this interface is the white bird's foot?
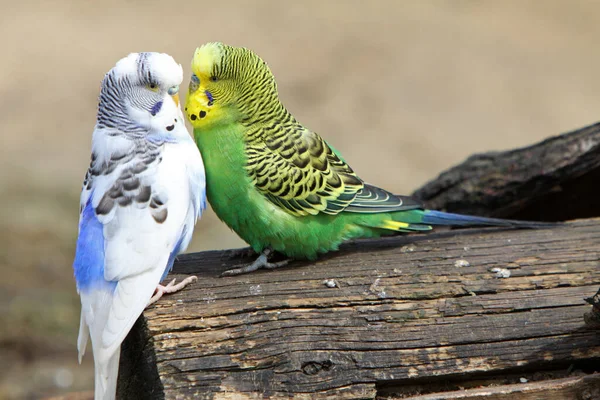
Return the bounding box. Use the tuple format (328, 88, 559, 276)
(221, 248, 290, 277)
(147, 276, 198, 306)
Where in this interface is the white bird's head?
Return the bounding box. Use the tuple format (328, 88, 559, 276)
(97, 52, 184, 137)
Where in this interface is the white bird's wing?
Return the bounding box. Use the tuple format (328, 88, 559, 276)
(74, 131, 195, 397)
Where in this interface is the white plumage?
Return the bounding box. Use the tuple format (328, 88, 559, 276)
(74, 52, 205, 399)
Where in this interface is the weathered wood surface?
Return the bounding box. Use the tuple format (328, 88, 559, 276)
(412, 121, 600, 222)
(584, 287, 600, 328)
(405, 373, 600, 400)
(119, 218, 600, 399)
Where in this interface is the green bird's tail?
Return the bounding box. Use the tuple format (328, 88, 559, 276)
(345, 184, 555, 233)
(382, 209, 555, 233)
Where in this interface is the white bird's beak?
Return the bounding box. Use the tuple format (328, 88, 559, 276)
(171, 93, 180, 106)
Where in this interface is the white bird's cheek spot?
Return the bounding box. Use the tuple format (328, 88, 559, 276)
(165, 116, 180, 132)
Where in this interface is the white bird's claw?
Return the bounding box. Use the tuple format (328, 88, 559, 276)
(147, 275, 198, 306)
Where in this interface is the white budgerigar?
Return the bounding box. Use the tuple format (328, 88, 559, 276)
(73, 52, 206, 399)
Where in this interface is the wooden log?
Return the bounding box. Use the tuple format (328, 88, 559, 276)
(119, 218, 600, 399)
(412, 121, 600, 222)
(584, 287, 600, 328)
(402, 374, 600, 400)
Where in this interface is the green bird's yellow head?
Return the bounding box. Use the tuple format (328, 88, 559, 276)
(185, 42, 281, 130)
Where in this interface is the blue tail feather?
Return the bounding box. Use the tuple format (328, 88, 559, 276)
(421, 210, 554, 228)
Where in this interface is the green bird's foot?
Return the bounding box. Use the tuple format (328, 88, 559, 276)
(221, 248, 290, 277)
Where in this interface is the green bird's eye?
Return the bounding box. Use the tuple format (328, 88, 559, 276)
(210, 76, 218, 82)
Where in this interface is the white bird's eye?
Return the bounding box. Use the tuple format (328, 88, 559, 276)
(146, 82, 160, 92)
(168, 85, 179, 95)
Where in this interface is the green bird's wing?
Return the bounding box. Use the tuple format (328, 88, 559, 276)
(346, 183, 423, 213)
(246, 126, 422, 217)
(246, 126, 361, 216)
(325, 139, 423, 213)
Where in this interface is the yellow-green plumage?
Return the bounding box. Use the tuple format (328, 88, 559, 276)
(186, 43, 544, 265)
(194, 116, 422, 261)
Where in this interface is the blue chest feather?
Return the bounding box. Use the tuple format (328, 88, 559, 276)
(73, 199, 116, 292)
(160, 228, 187, 282)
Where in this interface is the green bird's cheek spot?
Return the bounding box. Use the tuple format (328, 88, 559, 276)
(190, 114, 197, 121)
(199, 110, 207, 118)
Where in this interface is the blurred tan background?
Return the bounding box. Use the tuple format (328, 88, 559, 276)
(2, 0, 600, 397)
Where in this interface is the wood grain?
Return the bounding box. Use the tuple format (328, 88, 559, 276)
(119, 218, 600, 399)
(402, 374, 600, 400)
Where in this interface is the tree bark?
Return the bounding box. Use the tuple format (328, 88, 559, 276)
(412, 122, 600, 222)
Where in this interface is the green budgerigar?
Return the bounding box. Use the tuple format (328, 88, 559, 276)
(185, 42, 548, 276)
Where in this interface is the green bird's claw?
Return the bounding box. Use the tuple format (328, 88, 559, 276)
(220, 249, 290, 277)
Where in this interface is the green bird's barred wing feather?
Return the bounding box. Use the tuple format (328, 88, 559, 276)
(246, 125, 360, 216)
(347, 183, 423, 213)
(245, 123, 423, 217)
(325, 140, 425, 213)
